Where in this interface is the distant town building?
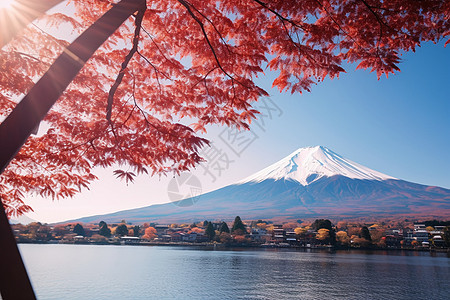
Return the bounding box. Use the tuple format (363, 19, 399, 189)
(120, 236, 141, 245)
(155, 225, 170, 235)
(272, 225, 285, 243)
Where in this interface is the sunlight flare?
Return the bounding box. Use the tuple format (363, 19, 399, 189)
(0, 0, 15, 9)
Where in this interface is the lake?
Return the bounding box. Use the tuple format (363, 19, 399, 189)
(18, 244, 450, 299)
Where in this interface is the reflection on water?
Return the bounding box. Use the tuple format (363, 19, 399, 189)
(19, 244, 450, 300)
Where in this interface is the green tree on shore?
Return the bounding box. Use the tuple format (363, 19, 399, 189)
(205, 222, 216, 241)
(73, 223, 85, 236)
(99, 222, 111, 238)
(311, 219, 333, 231)
(115, 224, 128, 237)
(361, 226, 372, 242)
(219, 222, 230, 234)
(133, 226, 140, 237)
(231, 216, 246, 235)
(312, 219, 336, 245)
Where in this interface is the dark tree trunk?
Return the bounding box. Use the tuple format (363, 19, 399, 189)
(0, 1, 146, 298)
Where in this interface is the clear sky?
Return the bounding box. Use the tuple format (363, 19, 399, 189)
(23, 41, 449, 224)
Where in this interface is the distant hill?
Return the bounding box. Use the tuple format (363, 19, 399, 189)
(10, 214, 38, 225)
(64, 146, 450, 224)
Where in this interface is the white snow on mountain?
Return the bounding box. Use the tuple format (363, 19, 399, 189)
(239, 146, 396, 185)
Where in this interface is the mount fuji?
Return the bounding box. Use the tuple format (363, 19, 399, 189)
(239, 146, 395, 185)
(68, 146, 450, 223)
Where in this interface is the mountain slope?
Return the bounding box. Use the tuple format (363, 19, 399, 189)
(65, 146, 450, 223)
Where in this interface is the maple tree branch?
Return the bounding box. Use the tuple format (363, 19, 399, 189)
(119, 73, 187, 142)
(191, 67, 218, 89)
(131, 90, 154, 130)
(13, 51, 49, 66)
(49, 125, 120, 157)
(252, 0, 306, 31)
(187, 4, 233, 55)
(177, 0, 225, 72)
(123, 103, 136, 126)
(257, 5, 322, 77)
(203, 78, 211, 99)
(359, 0, 391, 30)
(358, 0, 400, 67)
(312, 0, 381, 63)
(141, 26, 179, 69)
(30, 22, 69, 49)
(89, 140, 97, 151)
(126, 73, 166, 134)
(177, 0, 241, 86)
(358, 0, 385, 53)
(106, 5, 146, 121)
(178, 0, 253, 112)
(0, 0, 147, 171)
(127, 72, 146, 127)
(142, 24, 228, 103)
(367, 5, 400, 13)
(278, 14, 320, 67)
(136, 50, 164, 95)
(27, 157, 56, 175)
(137, 50, 171, 80)
(312, 0, 356, 44)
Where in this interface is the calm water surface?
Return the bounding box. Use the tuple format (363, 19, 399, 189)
(19, 244, 450, 299)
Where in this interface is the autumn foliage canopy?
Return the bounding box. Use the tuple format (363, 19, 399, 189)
(0, 0, 448, 216)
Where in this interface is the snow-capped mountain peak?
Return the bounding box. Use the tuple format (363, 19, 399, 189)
(239, 146, 395, 185)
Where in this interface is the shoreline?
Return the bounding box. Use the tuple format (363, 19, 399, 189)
(17, 240, 450, 254)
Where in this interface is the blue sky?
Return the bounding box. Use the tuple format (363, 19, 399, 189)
(24, 41, 449, 223)
(251, 41, 450, 189)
